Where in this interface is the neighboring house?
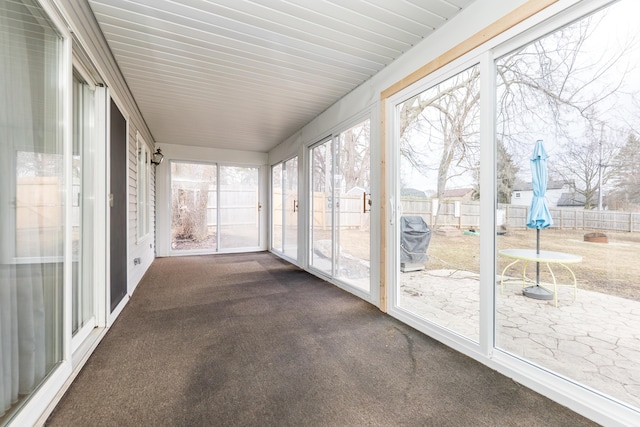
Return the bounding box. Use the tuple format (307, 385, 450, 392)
(510, 180, 578, 208)
(401, 187, 428, 198)
(442, 187, 475, 202)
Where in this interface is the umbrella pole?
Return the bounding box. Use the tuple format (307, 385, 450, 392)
(536, 228, 540, 285)
(523, 227, 553, 301)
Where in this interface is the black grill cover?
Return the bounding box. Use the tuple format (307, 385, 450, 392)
(400, 216, 431, 263)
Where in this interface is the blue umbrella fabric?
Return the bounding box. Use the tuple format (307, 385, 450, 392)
(526, 140, 553, 230)
(524, 140, 554, 300)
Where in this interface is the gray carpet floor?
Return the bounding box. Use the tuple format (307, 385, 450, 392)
(46, 252, 597, 426)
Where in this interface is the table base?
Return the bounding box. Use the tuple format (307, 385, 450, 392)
(523, 284, 554, 300)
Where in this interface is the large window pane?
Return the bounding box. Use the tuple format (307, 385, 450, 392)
(396, 65, 480, 341)
(310, 140, 333, 276)
(283, 158, 298, 258)
(272, 158, 298, 260)
(495, 0, 640, 410)
(170, 162, 217, 251)
(1, 0, 64, 419)
(336, 120, 371, 291)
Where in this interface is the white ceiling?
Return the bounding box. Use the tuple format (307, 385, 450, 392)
(88, 0, 474, 152)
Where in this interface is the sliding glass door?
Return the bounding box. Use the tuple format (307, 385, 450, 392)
(310, 119, 371, 292)
(219, 165, 260, 250)
(170, 162, 260, 253)
(271, 157, 298, 261)
(71, 71, 97, 347)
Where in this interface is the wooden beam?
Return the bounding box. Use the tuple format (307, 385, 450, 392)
(379, 100, 388, 312)
(381, 0, 558, 100)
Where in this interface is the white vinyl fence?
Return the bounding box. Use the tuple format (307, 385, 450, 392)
(400, 198, 640, 232)
(276, 192, 640, 232)
(500, 204, 640, 232)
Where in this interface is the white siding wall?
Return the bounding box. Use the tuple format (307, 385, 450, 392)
(511, 189, 565, 208)
(128, 123, 155, 291)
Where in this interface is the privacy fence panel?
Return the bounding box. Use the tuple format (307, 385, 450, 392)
(500, 204, 640, 232)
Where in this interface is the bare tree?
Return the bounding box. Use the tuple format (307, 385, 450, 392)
(552, 124, 621, 209)
(495, 7, 638, 211)
(338, 120, 370, 192)
(311, 141, 332, 194)
(171, 162, 214, 243)
(310, 119, 370, 197)
(399, 65, 480, 203)
(497, 17, 631, 134)
(396, 4, 639, 220)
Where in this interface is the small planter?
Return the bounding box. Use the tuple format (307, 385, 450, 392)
(584, 232, 608, 243)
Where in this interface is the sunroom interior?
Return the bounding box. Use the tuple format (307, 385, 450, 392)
(2, 0, 640, 426)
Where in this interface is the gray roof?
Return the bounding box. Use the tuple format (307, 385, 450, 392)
(512, 180, 570, 191)
(401, 188, 427, 198)
(442, 187, 474, 198)
(557, 192, 586, 207)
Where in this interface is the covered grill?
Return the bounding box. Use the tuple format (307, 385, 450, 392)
(400, 216, 431, 272)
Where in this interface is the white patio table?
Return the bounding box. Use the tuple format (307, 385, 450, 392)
(499, 248, 582, 307)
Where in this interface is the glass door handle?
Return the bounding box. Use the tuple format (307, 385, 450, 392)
(363, 192, 372, 213)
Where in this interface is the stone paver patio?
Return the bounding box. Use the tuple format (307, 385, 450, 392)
(399, 268, 640, 410)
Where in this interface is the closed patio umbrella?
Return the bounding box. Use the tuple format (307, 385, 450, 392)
(524, 140, 554, 300)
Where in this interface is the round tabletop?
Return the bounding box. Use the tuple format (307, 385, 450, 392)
(498, 248, 582, 263)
